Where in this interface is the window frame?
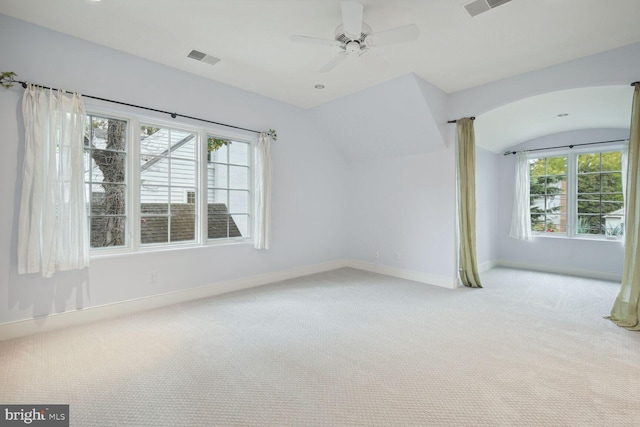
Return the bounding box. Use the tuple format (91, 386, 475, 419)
(86, 108, 255, 257)
(528, 143, 625, 240)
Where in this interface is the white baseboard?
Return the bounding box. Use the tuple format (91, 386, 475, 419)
(346, 260, 456, 289)
(478, 260, 499, 273)
(0, 259, 348, 341)
(494, 259, 622, 282)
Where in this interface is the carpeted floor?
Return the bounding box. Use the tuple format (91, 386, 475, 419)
(1, 267, 639, 426)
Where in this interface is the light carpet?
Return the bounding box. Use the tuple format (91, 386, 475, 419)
(1, 267, 639, 426)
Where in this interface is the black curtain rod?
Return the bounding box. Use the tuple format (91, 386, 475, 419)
(503, 138, 627, 156)
(4, 77, 262, 135)
(448, 116, 475, 123)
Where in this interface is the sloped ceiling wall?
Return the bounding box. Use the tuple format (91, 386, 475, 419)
(309, 73, 448, 163)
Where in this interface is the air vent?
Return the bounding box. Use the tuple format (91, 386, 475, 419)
(187, 49, 220, 66)
(464, 0, 512, 17)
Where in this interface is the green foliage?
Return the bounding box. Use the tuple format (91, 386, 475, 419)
(529, 156, 566, 231)
(0, 71, 17, 88)
(208, 137, 231, 152)
(605, 224, 623, 237)
(140, 125, 160, 137)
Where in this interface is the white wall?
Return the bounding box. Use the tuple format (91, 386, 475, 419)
(0, 14, 348, 324)
(495, 129, 627, 279)
(346, 147, 457, 287)
(475, 147, 500, 270)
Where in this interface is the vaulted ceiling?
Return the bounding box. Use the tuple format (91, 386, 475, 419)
(1, 0, 639, 157)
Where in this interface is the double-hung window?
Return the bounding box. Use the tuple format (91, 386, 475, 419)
(84, 114, 128, 249)
(84, 111, 254, 253)
(139, 124, 198, 245)
(528, 146, 624, 238)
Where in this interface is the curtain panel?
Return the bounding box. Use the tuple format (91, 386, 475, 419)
(253, 132, 272, 250)
(509, 151, 533, 240)
(456, 118, 482, 288)
(608, 83, 640, 330)
(18, 84, 89, 278)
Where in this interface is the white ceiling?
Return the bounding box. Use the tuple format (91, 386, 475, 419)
(475, 85, 635, 154)
(1, 0, 640, 109)
(0, 0, 640, 158)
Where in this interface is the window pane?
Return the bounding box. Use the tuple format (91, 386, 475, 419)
(577, 153, 600, 173)
(140, 126, 168, 156)
(91, 216, 126, 247)
(530, 177, 545, 195)
(170, 215, 196, 242)
(602, 172, 622, 193)
(529, 159, 547, 177)
(141, 186, 169, 212)
(229, 190, 249, 213)
(229, 166, 249, 189)
(545, 195, 566, 213)
(577, 215, 600, 234)
(577, 200, 600, 214)
(85, 114, 128, 249)
(141, 217, 169, 244)
(546, 215, 566, 233)
(231, 214, 248, 237)
(90, 184, 126, 215)
(546, 175, 566, 193)
(601, 151, 622, 172)
(546, 157, 567, 175)
(529, 156, 567, 234)
(208, 215, 229, 239)
(211, 164, 229, 188)
(140, 158, 170, 186)
(209, 143, 228, 163)
(602, 200, 624, 214)
(140, 125, 198, 247)
(171, 159, 197, 184)
(577, 174, 600, 194)
(170, 133, 197, 159)
(229, 142, 249, 166)
(209, 189, 228, 204)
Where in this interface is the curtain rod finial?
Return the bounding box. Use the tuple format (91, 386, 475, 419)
(632, 81, 640, 87)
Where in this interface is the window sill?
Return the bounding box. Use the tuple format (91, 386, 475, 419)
(533, 233, 623, 243)
(90, 238, 253, 259)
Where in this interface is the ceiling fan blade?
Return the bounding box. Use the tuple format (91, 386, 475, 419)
(365, 24, 419, 47)
(359, 49, 388, 68)
(320, 52, 348, 73)
(341, 1, 364, 40)
(289, 35, 342, 47)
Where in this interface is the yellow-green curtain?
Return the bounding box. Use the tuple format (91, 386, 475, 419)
(608, 82, 640, 329)
(456, 118, 482, 288)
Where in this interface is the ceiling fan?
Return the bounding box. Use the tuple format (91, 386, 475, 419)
(289, 1, 419, 73)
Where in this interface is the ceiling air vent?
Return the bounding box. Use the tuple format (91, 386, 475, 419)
(464, 0, 512, 17)
(187, 49, 220, 66)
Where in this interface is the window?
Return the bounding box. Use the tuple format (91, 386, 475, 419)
(576, 151, 624, 237)
(139, 124, 198, 245)
(84, 111, 254, 254)
(530, 156, 567, 233)
(529, 147, 624, 238)
(207, 136, 251, 239)
(84, 114, 128, 249)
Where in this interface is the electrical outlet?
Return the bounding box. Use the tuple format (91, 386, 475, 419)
(149, 271, 157, 284)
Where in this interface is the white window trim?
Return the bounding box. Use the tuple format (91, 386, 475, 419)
(86, 109, 256, 258)
(528, 142, 624, 241)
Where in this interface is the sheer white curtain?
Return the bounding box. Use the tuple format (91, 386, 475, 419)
(18, 84, 89, 278)
(509, 151, 532, 240)
(253, 132, 272, 249)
